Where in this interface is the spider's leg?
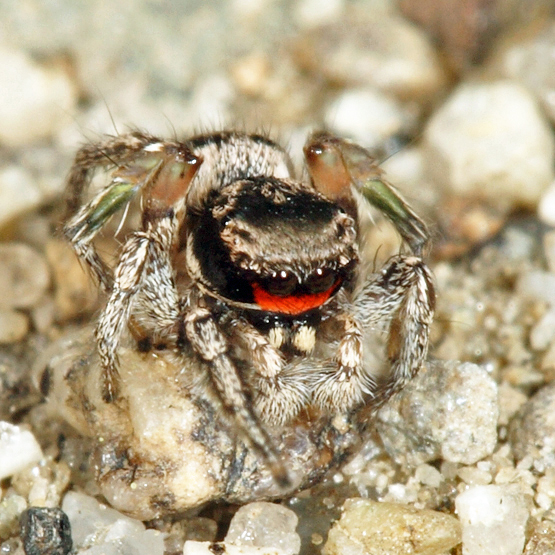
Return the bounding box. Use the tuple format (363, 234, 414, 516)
(64, 148, 165, 290)
(305, 132, 429, 255)
(64, 133, 196, 291)
(95, 229, 151, 402)
(355, 255, 436, 400)
(91, 142, 201, 400)
(228, 319, 310, 426)
(185, 306, 290, 487)
(64, 132, 169, 217)
(305, 132, 434, 410)
(314, 256, 434, 411)
(64, 174, 154, 290)
(96, 210, 186, 402)
(311, 314, 370, 412)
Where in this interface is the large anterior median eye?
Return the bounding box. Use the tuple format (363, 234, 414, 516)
(263, 270, 298, 297)
(305, 268, 337, 294)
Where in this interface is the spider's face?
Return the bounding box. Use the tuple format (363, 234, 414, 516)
(187, 176, 359, 317)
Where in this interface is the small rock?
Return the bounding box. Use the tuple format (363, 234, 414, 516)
(487, 20, 555, 125)
(414, 463, 443, 488)
(497, 382, 527, 427)
(323, 498, 461, 555)
(31, 298, 56, 335)
(538, 180, 555, 226)
(187, 74, 235, 129)
(457, 466, 493, 486)
(0, 537, 24, 554)
(19, 507, 72, 555)
(0, 422, 43, 481)
(0, 494, 27, 541)
(294, 0, 344, 28)
(46, 328, 365, 518)
(12, 460, 71, 508)
(517, 270, 555, 306)
(455, 485, 528, 555)
(61, 491, 165, 555)
(325, 88, 416, 150)
(524, 520, 555, 555)
(231, 54, 272, 97)
(535, 467, 555, 511)
(399, 0, 501, 70)
(509, 382, 555, 470)
(376, 360, 498, 465)
(433, 195, 508, 259)
(183, 542, 287, 555)
(0, 243, 50, 310)
(529, 307, 555, 351)
(226, 503, 300, 555)
(424, 80, 555, 209)
(0, 310, 29, 344)
(0, 166, 42, 229)
(297, 13, 446, 102)
(0, 47, 76, 147)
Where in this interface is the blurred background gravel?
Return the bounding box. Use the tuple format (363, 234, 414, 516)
(3, 1, 555, 554)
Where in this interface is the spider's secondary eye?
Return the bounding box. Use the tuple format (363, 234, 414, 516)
(305, 268, 337, 294)
(263, 270, 298, 297)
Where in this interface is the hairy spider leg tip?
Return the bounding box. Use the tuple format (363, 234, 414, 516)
(101, 376, 120, 404)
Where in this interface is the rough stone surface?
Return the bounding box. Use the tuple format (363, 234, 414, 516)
(0, 244, 50, 310)
(424, 80, 555, 208)
(61, 491, 165, 555)
(509, 382, 555, 471)
(524, 520, 555, 555)
(183, 542, 287, 555)
(0, 422, 43, 481)
(455, 485, 529, 555)
(19, 507, 72, 555)
(376, 360, 498, 466)
(323, 498, 461, 555)
(46, 329, 363, 519)
(0, 537, 24, 554)
(12, 459, 71, 509)
(226, 503, 300, 555)
(0, 494, 27, 541)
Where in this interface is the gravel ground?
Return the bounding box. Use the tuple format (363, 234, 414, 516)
(2, 1, 555, 554)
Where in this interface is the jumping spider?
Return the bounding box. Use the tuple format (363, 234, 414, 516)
(63, 130, 435, 486)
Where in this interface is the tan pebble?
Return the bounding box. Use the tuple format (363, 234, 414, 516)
(324, 498, 461, 555)
(0, 310, 29, 343)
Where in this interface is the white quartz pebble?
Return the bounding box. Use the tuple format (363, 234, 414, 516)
(424, 80, 555, 209)
(0, 422, 43, 480)
(226, 502, 300, 555)
(456, 485, 528, 555)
